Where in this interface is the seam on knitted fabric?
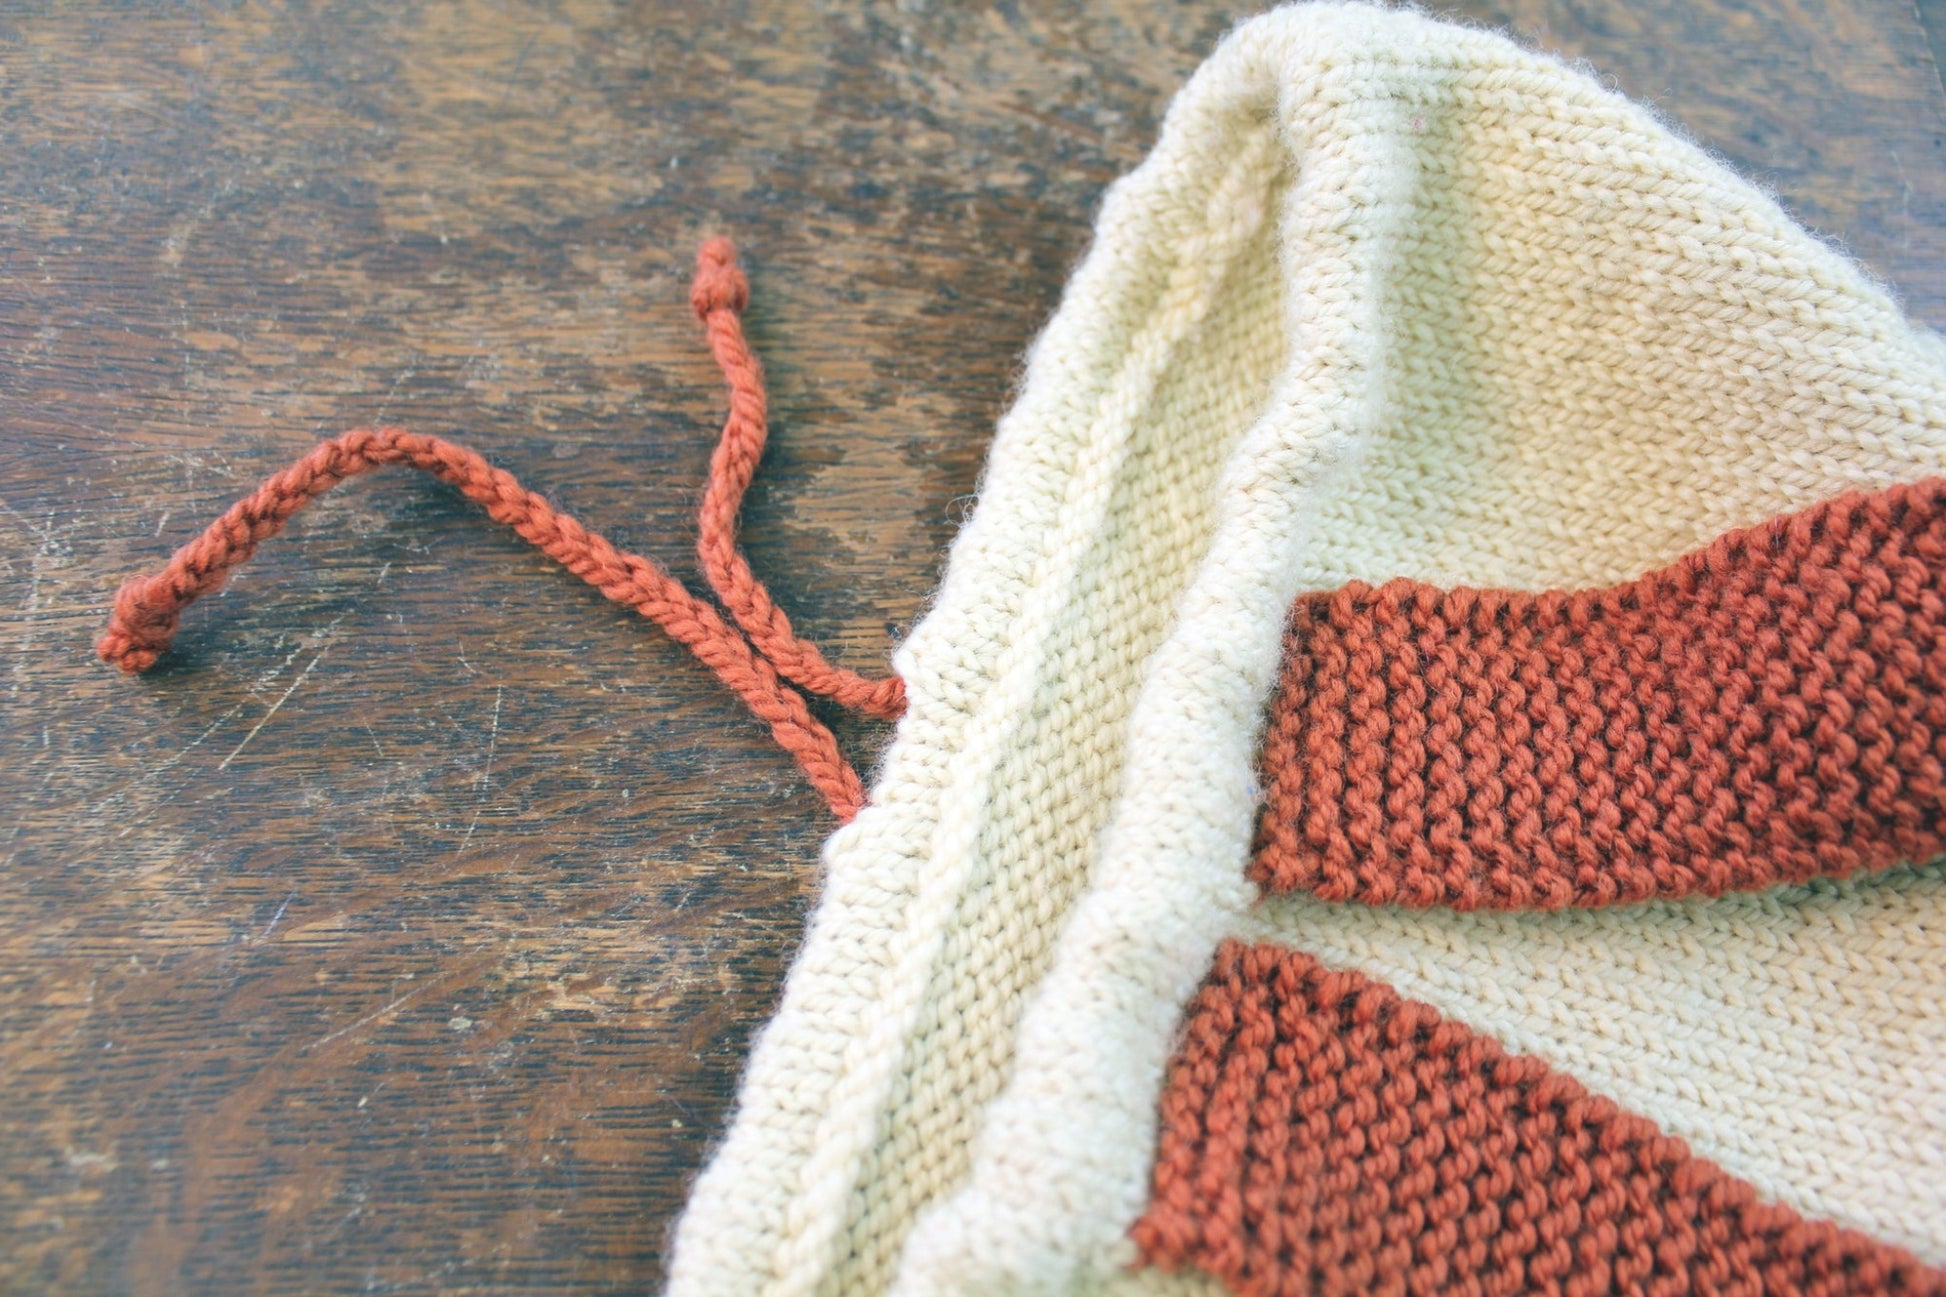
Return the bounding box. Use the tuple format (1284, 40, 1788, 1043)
(668, 99, 1288, 1297)
(833, 142, 1299, 1294)
(888, 13, 1439, 1291)
(767, 132, 1284, 1297)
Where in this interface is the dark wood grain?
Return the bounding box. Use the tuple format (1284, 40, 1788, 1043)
(1, 3, 1941, 1293)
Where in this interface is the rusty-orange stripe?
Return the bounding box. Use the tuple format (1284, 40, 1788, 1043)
(1252, 480, 1946, 910)
(1132, 940, 1943, 1296)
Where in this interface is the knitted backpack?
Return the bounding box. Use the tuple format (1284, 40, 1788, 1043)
(102, 4, 1946, 1293)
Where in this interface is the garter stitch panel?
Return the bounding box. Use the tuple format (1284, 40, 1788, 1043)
(1253, 480, 1946, 911)
(1237, 863, 1946, 1265)
(670, 4, 1946, 1294)
(1133, 941, 1944, 1296)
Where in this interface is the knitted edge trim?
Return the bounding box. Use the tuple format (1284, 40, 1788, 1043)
(1131, 939, 1945, 1296)
(667, 23, 1298, 1293)
(1252, 478, 1946, 910)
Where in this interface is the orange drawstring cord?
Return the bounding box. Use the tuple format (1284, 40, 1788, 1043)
(689, 239, 906, 720)
(96, 241, 894, 822)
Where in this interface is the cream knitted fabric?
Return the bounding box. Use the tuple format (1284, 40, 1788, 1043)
(668, 4, 1946, 1294)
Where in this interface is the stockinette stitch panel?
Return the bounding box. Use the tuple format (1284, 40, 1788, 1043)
(669, 3, 1946, 1294)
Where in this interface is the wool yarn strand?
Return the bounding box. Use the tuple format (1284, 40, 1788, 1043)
(689, 237, 908, 720)
(95, 425, 868, 820)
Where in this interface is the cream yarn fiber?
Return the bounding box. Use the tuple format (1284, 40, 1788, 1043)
(667, 4, 1946, 1293)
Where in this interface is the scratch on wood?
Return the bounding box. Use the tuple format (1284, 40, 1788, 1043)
(303, 982, 433, 1054)
(501, 32, 538, 105)
(375, 360, 419, 423)
(3, 501, 62, 699)
(456, 683, 503, 854)
(259, 889, 297, 941)
(217, 647, 330, 770)
(87, 630, 323, 820)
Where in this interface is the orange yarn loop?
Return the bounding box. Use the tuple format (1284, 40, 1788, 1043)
(96, 240, 899, 821)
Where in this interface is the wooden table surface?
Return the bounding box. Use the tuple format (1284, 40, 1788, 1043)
(3, 2, 1943, 1292)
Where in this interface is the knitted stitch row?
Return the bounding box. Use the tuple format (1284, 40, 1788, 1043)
(1134, 939, 1943, 1296)
(1253, 479, 1946, 910)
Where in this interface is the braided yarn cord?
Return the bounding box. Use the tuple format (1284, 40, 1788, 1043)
(691, 237, 907, 720)
(98, 242, 895, 820)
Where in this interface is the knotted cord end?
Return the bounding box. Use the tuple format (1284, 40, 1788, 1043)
(97, 575, 180, 674)
(690, 236, 750, 319)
